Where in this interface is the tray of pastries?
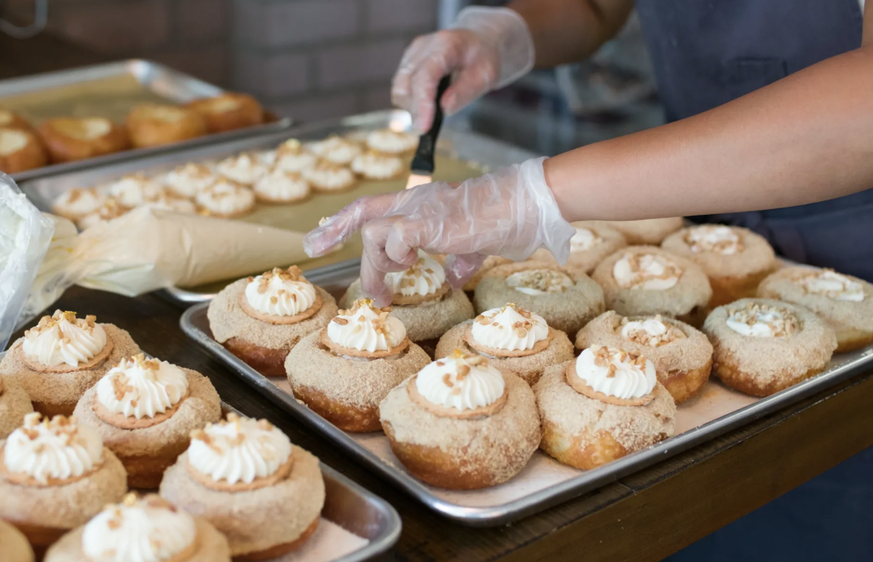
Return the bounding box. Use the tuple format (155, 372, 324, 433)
(0, 317, 401, 562)
(19, 109, 532, 304)
(180, 220, 873, 526)
(0, 60, 290, 181)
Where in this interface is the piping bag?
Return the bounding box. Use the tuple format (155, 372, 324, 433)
(0, 174, 309, 348)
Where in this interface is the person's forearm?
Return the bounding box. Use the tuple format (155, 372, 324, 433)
(546, 43, 873, 222)
(508, 0, 633, 67)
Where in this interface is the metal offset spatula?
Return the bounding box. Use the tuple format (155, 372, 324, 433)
(406, 75, 452, 189)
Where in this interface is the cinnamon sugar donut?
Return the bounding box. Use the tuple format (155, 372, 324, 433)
(435, 304, 574, 386)
(0, 127, 47, 173)
(592, 246, 712, 325)
(758, 267, 873, 353)
(662, 225, 777, 307)
(285, 300, 431, 432)
(208, 267, 338, 377)
(0, 375, 33, 440)
(598, 217, 684, 245)
(380, 352, 541, 489)
(0, 520, 33, 562)
(576, 311, 712, 403)
(73, 355, 222, 489)
(473, 262, 604, 335)
(1, 311, 141, 416)
(535, 349, 676, 470)
(703, 298, 837, 396)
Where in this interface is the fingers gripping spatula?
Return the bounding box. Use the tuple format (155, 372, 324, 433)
(405, 75, 452, 189)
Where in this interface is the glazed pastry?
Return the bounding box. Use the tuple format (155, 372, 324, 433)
(592, 246, 712, 326)
(51, 188, 105, 221)
(195, 179, 255, 218)
(0, 311, 141, 416)
(307, 135, 362, 165)
(0, 375, 33, 440)
(473, 262, 604, 335)
(366, 128, 418, 154)
(45, 493, 231, 562)
(435, 303, 575, 386)
(126, 104, 207, 148)
(208, 266, 338, 376)
(576, 311, 712, 403)
(703, 298, 837, 396)
(462, 256, 513, 292)
(302, 159, 357, 192)
(186, 92, 264, 133)
(162, 162, 217, 198)
(0, 127, 47, 173)
(76, 198, 128, 230)
(0, 520, 34, 562)
(351, 150, 404, 179)
(73, 354, 222, 488)
(0, 109, 33, 131)
(37, 117, 129, 163)
(286, 299, 431, 432)
(340, 252, 474, 355)
(758, 267, 873, 352)
(0, 414, 127, 555)
(254, 168, 311, 203)
(662, 224, 778, 307)
(216, 152, 268, 186)
(160, 413, 325, 560)
(380, 351, 541, 489)
(274, 139, 318, 173)
(535, 345, 676, 469)
(599, 217, 684, 245)
(106, 173, 166, 207)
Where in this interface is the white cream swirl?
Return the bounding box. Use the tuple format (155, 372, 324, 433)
(275, 139, 318, 172)
(307, 135, 362, 165)
(385, 252, 446, 297)
(188, 414, 292, 485)
(726, 303, 797, 338)
(505, 269, 573, 295)
(798, 269, 865, 302)
(216, 152, 267, 185)
(366, 128, 418, 154)
(683, 225, 742, 255)
(620, 316, 686, 347)
(95, 355, 189, 420)
(244, 267, 318, 316)
(415, 353, 505, 411)
(82, 494, 197, 562)
(613, 253, 682, 290)
(53, 188, 105, 219)
(327, 300, 406, 352)
(570, 227, 600, 252)
(471, 305, 549, 351)
(254, 168, 310, 202)
(195, 179, 255, 216)
(351, 151, 403, 179)
(22, 310, 107, 368)
(163, 163, 217, 198)
(574, 346, 656, 400)
(302, 161, 355, 191)
(108, 174, 165, 208)
(3, 413, 103, 484)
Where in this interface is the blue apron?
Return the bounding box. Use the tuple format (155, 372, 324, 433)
(632, 1, 873, 559)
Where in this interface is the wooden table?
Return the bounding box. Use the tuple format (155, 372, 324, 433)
(27, 285, 873, 562)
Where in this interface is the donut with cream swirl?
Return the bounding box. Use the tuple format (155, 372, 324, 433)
(467, 304, 550, 356)
(240, 266, 323, 324)
(385, 252, 449, 305)
(187, 413, 292, 491)
(195, 179, 255, 218)
(322, 299, 408, 358)
(275, 139, 317, 173)
(408, 352, 508, 419)
(21, 311, 111, 372)
(567, 345, 657, 406)
(1, 413, 104, 486)
(613, 252, 682, 290)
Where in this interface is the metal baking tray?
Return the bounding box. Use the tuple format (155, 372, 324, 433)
(19, 109, 533, 305)
(181, 302, 873, 526)
(0, 59, 291, 182)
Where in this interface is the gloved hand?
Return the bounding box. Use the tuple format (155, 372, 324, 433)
(304, 157, 575, 305)
(392, 6, 535, 133)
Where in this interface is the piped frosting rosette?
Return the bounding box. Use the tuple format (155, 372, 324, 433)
(1, 413, 104, 486)
(466, 304, 551, 357)
(321, 299, 409, 358)
(274, 139, 318, 173)
(407, 351, 508, 419)
(240, 266, 323, 324)
(216, 152, 267, 186)
(21, 310, 112, 372)
(385, 252, 449, 305)
(81, 494, 198, 562)
(567, 345, 658, 406)
(186, 413, 292, 491)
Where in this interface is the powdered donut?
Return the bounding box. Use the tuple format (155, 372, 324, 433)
(0, 376, 33, 440)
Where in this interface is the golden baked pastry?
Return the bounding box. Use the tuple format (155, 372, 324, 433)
(598, 217, 684, 245)
(0, 519, 34, 562)
(380, 352, 541, 489)
(208, 267, 338, 377)
(576, 311, 712, 403)
(0, 374, 33, 440)
(160, 414, 325, 560)
(126, 104, 207, 148)
(186, 92, 264, 133)
(703, 298, 837, 396)
(0, 109, 33, 131)
(37, 117, 128, 163)
(662, 224, 778, 307)
(535, 347, 676, 469)
(0, 127, 47, 173)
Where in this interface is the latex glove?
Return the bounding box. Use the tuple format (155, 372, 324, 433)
(304, 157, 575, 305)
(392, 6, 535, 132)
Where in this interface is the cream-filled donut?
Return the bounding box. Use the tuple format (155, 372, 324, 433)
(195, 179, 255, 218)
(216, 152, 268, 186)
(162, 162, 217, 198)
(52, 188, 105, 221)
(307, 135, 362, 165)
(254, 168, 310, 203)
(274, 139, 318, 172)
(351, 150, 404, 180)
(365, 128, 418, 154)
